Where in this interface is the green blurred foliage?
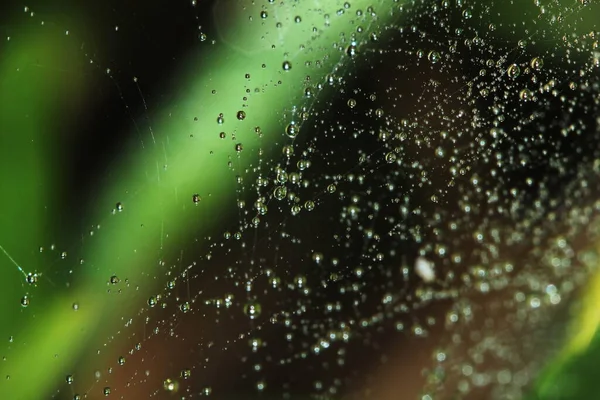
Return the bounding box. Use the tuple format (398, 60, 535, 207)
(0, 1, 394, 398)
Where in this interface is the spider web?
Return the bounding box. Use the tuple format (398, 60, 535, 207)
(2, 0, 600, 399)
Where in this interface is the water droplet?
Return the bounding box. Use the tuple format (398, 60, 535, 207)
(163, 378, 178, 392)
(282, 61, 292, 71)
(519, 88, 533, 101)
(20, 296, 29, 307)
(415, 257, 435, 282)
(192, 194, 201, 204)
(507, 64, 521, 78)
(282, 145, 294, 157)
(276, 170, 288, 184)
(180, 302, 191, 313)
(286, 122, 299, 138)
(346, 44, 357, 57)
(530, 57, 543, 70)
(236, 110, 246, 120)
(428, 50, 441, 63)
(385, 152, 397, 163)
(26, 273, 38, 285)
(273, 186, 287, 200)
(312, 252, 324, 264)
(243, 301, 262, 319)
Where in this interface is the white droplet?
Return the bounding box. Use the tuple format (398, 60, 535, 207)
(415, 256, 435, 282)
